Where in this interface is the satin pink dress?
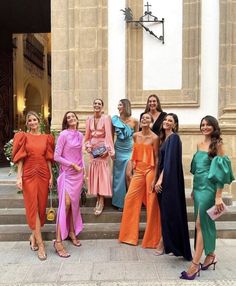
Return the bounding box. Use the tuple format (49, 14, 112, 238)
(85, 115, 114, 196)
(54, 129, 84, 240)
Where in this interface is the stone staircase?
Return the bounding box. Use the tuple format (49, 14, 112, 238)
(0, 169, 236, 241)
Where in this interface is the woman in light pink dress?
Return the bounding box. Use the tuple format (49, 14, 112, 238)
(53, 111, 84, 258)
(84, 99, 114, 216)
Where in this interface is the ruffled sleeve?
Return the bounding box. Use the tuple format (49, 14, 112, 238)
(12, 132, 27, 163)
(45, 134, 55, 161)
(208, 156, 235, 188)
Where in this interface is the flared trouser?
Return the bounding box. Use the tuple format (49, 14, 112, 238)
(119, 162, 161, 248)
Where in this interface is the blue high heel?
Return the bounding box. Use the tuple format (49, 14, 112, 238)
(180, 261, 200, 280)
(201, 254, 217, 270)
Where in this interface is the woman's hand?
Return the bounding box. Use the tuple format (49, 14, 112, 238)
(72, 163, 83, 173)
(16, 177, 22, 190)
(215, 196, 224, 213)
(154, 179, 162, 193)
(151, 180, 156, 192)
(49, 176, 53, 189)
(191, 190, 194, 200)
(100, 150, 109, 158)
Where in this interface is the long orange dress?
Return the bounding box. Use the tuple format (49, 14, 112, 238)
(119, 143, 161, 248)
(12, 132, 54, 230)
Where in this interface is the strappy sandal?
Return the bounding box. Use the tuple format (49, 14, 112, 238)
(69, 232, 81, 247)
(29, 234, 39, 251)
(37, 241, 47, 261)
(94, 203, 104, 216)
(53, 240, 71, 258)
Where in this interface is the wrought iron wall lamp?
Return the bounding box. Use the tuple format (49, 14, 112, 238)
(121, 2, 164, 44)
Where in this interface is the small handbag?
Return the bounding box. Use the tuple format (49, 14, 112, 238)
(47, 189, 56, 221)
(91, 145, 106, 158)
(206, 202, 228, 221)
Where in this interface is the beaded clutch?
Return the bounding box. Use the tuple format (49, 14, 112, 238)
(91, 145, 106, 158)
(206, 202, 228, 221)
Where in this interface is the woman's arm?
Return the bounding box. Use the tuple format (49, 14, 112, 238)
(47, 161, 53, 189)
(16, 160, 23, 190)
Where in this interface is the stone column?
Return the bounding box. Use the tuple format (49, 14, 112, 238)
(51, 0, 108, 130)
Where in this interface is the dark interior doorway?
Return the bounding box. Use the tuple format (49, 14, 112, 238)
(0, 0, 51, 166)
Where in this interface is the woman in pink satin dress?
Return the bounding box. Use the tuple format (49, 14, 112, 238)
(84, 99, 114, 216)
(53, 111, 84, 258)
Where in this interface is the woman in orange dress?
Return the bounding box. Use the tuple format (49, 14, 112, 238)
(12, 111, 54, 261)
(119, 113, 161, 248)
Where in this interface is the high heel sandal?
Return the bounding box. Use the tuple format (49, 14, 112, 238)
(201, 254, 217, 270)
(153, 240, 164, 256)
(53, 240, 71, 258)
(29, 234, 38, 251)
(68, 232, 81, 247)
(37, 241, 47, 261)
(94, 203, 104, 216)
(180, 261, 200, 280)
(93, 201, 99, 212)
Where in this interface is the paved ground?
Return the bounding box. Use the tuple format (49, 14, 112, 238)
(0, 239, 236, 286)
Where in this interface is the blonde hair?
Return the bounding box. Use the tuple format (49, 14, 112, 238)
(25, 111, 40, 130)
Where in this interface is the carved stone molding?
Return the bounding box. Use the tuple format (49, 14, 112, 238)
(126, 0, 201, 108)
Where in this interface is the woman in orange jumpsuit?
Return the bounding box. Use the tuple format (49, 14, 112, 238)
(12, 111, 54, 261)
(119, 113, 161, 248)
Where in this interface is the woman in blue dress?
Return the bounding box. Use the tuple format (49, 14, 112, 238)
(112, 99, 138, 210)
(180, 115, 235, 280)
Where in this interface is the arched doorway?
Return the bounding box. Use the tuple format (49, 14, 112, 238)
(25, 84, 42, 115)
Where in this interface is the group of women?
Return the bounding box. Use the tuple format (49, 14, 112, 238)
(12, 95, 234, 280)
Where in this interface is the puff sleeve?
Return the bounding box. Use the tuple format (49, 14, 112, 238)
(45, 134, 55, 161)
(12, 132, 27, 163)
(104, 115, 115, 157)
(208, 156, 235, 189)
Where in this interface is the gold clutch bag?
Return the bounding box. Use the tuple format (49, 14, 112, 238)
(47, 189, 56, 221)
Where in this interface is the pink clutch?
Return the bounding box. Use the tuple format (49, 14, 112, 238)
(206, 203, 228, 221)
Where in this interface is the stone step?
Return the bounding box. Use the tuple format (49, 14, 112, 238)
(0, 221, 236, 241)
(0, 184, 233, 208)
(0, 206, 236, 225)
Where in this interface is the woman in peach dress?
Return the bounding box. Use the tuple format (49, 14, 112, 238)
(84, 99, 114, 215)
(12, 111, 54, 261)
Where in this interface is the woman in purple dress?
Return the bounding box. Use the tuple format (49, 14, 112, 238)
(53, 111, 84, 258)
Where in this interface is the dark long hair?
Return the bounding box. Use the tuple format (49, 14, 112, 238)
(159, 113, 179, 145)
(62, 111, 79, 130)
(200, 115, 222, 158)
(144, 94, 163, 113)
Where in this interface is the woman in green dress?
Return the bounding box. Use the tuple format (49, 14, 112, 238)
(180, 115, 234, 280)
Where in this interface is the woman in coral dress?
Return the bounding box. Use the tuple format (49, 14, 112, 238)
(84, 99, 114, 215)
(12, 111, 54, 261)
(119, 113, 161, 248)
(54, 111, 84, 258)
(112, 99, 138, 210)
(180, 115, 235, 280)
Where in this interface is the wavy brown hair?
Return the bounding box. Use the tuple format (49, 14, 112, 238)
(120, 99, 132, 117)
(144, 94, 163, 113)
(62, 111, 79, 130)
(200, 115, 222, 158)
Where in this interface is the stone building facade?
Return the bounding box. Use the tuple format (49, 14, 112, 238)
(51, 0, 236, 196)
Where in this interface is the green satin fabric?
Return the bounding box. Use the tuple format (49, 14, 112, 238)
(191, 151, 235, 255)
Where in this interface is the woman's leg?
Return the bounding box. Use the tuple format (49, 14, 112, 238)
(33, 213, 46, 260)
(186, 214, 203, 274)
(54, 192, 71, 257)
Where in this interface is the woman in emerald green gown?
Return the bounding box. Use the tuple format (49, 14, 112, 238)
(180, 115, 235, 280)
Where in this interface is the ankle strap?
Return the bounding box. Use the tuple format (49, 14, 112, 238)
(192, 260, 199, 266)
